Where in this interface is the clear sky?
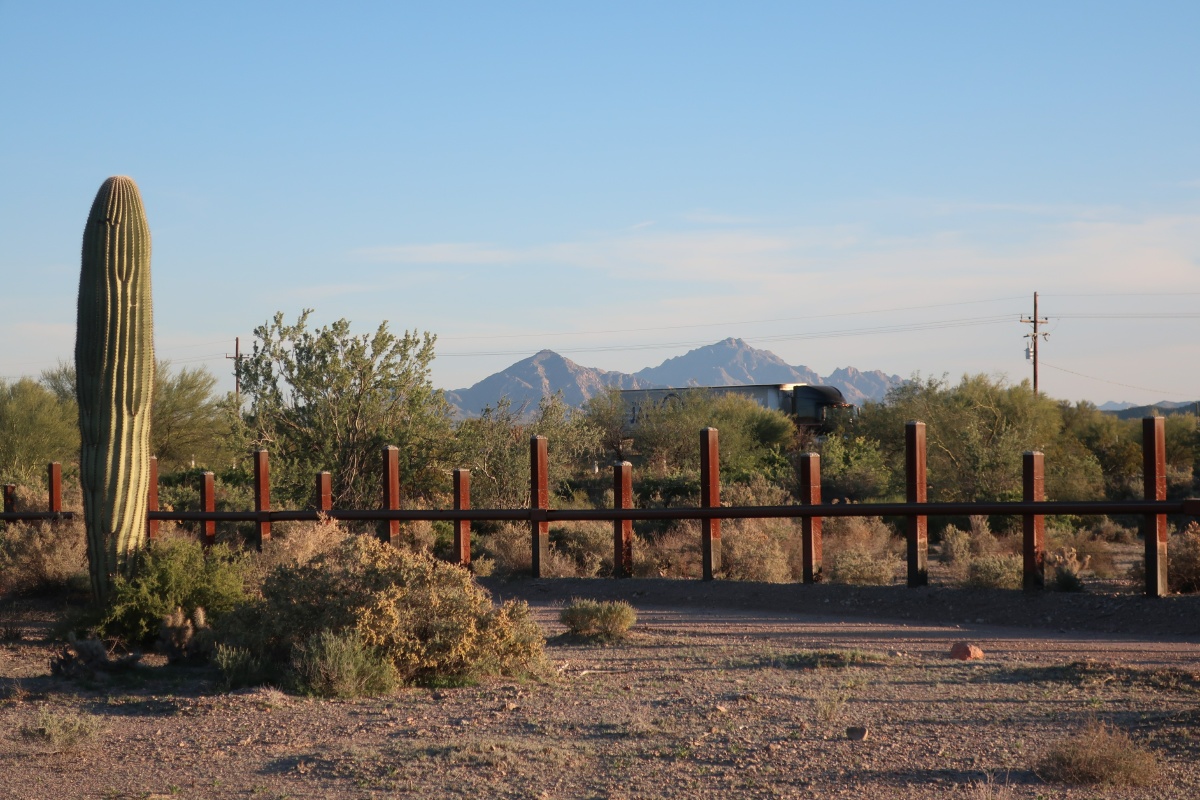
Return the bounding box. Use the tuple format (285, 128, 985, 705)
(2, 2, 1198, 405)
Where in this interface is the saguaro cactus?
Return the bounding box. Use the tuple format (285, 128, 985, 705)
(76, 176, 156, 601)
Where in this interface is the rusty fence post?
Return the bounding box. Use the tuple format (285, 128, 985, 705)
(1022, 451, 1044, 591)
(613, 462, 633, 578)
(201, 471, 216, 547)
(2, 484, 15, 514)
(798, 452, 823, 583)
(48, 462, 62, 514)
(700, 428, 721, 581)
(1143, 416, 1168, 597)
(254, 449, 271, 550)
(905, 421, 928, 587)
(453, 468, 471, 566)
(315, 472, 332, 514)
(382, 445, 401, 546)
(147, 456, 160, 540)
(530, 436, 549, 578)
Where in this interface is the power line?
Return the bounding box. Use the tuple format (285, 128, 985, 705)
(440, 315, 1015, 357)
(1040, 361, 1196, 399)
(437, 294, 1030, 342)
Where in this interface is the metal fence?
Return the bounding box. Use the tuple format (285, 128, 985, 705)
(4, 417, 1198, 597)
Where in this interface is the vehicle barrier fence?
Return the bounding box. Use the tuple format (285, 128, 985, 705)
(4, 418, 1198, 597)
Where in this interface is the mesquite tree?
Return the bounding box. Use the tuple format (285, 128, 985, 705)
(76, 176, 156, 601)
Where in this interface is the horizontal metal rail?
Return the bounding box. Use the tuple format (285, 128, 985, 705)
(139, 498, 1200, 524)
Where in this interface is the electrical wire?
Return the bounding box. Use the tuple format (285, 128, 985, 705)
(436, 294, 1030, 341)
(1039, 360, 1196, 398)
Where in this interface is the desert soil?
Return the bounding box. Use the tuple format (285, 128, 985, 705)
(2, 576, 1199, 800)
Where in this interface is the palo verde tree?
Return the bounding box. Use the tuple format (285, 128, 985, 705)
(237, 310, 454, 509)
(0, 377, 80, 487)
(455, 394, 601, 510)
(40, 360, 243, 473)
(75, 176, 156, 601)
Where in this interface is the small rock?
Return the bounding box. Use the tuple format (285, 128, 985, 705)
(950, 642, 984, 661)
(846, 726, 869, 741)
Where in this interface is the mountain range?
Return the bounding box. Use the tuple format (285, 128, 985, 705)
(444, 337, 905, 418)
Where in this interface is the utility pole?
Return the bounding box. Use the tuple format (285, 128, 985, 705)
(1021, 292, 1049, 395)
(225, 338, 242, 400)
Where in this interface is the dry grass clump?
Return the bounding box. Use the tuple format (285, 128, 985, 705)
(721, 517, 796, 583)
(20, 707, 104, 751)
(551, 520, 613, 577)
(483, 523, 576, 578)
(0, 519, 88, 596)
(559, 599, 637, 640)
(218, 535, 546, 689)
(1127, 522, 1200, 593)
(823, 516, 899, 585)
(632, 523, 702, 579)
(941, 516, 1023, 588)
(1167, 522, 1200, 593)
(1036, 720, 1158, 786)
(257, 515, 352, 572)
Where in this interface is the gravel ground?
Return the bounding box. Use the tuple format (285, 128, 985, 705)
(2, 577, 1199, 799)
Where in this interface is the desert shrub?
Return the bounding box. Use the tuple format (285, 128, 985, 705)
(481, 523, 575, 577)
(20, 707, 104, 751)
(214, 643, 273, 690)
(965, 554, 1022, 590)
(825, 549, 898, 585)
(632, 522, 702, 578)
(0, 519, 88, 596)
(289, 629, 400, 698)
(550, 521, 612, 577)
(1037, 720, 1158, 786)
(939, 525, 973, 569)
(559, 599, 637, 640)
(1168, 522, 1200, 593)
(1047, 526, 1114, 579)
(218, 535, 546, 687)
(256, 516, 352, 575)
(722, 475, 793, 507)
(1091, 517, 1137, 544)
(940, 518, 1023, 587)
(721, 517, 795, 583)
(1047, 547, 1091, 592)
(822, 516, 899, 585)
(96, 536, 250, 646)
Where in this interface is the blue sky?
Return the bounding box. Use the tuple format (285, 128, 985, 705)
(2, 2, 1198, 404)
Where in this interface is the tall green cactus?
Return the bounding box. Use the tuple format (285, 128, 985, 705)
(76, 176, 156, 601)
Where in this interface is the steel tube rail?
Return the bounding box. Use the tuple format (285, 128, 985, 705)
(142, 498, 1200, 525)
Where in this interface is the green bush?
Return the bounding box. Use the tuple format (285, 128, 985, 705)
(218, 535, 546, 687)
(96, 535, 250, 646)
(289, 629, 400, 698)
(559, 599, 637, 639)
(965, 554, 1022, 590)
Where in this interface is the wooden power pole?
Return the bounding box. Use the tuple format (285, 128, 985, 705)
(1021, 293, 1049, 395)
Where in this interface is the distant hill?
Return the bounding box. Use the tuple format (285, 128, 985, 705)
(443, 350, 651, 416)
(1107, 400, 1200, 420)
(445, 338, 903, 418)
